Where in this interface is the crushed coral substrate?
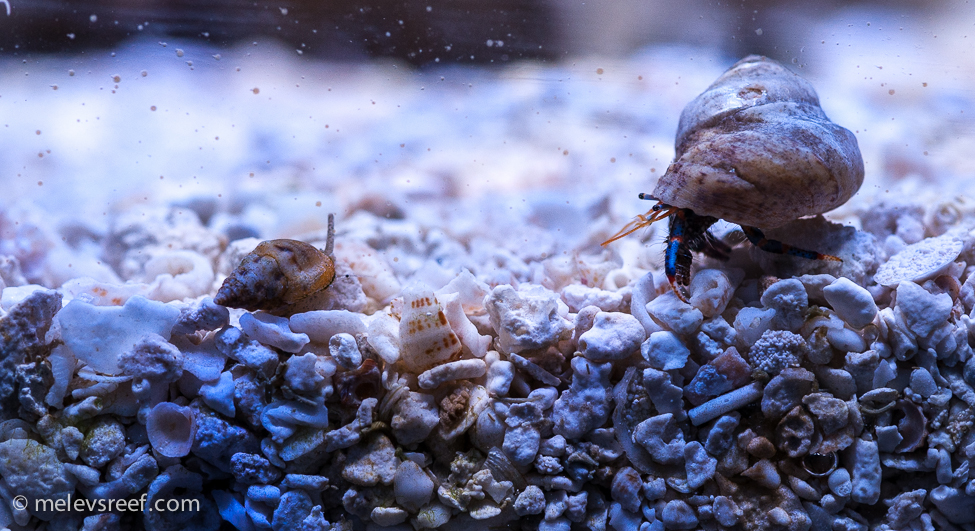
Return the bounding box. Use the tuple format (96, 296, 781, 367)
(2, 37, 975, 531)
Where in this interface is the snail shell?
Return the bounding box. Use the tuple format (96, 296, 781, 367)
(214, 239, 336, 311)
(398, 284, 462, 374)
(653, 55, 864, 229)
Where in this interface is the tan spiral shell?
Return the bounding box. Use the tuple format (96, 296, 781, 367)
(652, 55, 864, 229)
(214, 239, 336, 312)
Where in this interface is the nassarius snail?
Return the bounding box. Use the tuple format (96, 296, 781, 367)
(215, 213, 337, 311)
(604, 55, 864, 299)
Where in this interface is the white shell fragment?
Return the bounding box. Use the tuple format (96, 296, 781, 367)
(874, 234, 964, 287)
(418, 359, 487, 389)
(56, 295, 181, 375)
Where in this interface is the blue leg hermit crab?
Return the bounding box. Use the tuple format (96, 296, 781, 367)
(604, 55, 865, 300)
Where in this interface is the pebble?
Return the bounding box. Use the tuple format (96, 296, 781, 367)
(732, 307, 776, 347)
(641, 331, 690, 370)
(610, 467, 642, 513)
(288, 309, 366, 344)
(240, 311, 309, 353)
(712, 496, 739, 527)
(394, 460, 434, 513)
(661, 500, 698, 530)
(895, 281, 953, 338)
(578, 311, 646, 361)
(748, 329, 806, 375)
(484, 284, 572, 354)
(645, 291, 703, 336)
(687, 269, 735, 318)
(849, 438, 881, 505)
(929, 485, 975, 524)
(561, 284, 623, 312)
(328, 332, 362, 369)
(683, 441, 717, 490)
(741, 458, 781, 489)
(909, 367, 937, 398)
(823, 277, 878, 329)
(827, 467, 852, 497)
(760, 278, 808, 332)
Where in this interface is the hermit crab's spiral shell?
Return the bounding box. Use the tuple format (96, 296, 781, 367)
(214, 239, 336, 311)
(653, 55, 864, 229)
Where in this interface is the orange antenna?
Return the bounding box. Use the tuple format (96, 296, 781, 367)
(601, 203, 677, 246)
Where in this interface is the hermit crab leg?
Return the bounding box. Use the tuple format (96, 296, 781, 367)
(665, 209, 694, 301)
(601, 194, 678, 246)
(740, 226, 842, 262)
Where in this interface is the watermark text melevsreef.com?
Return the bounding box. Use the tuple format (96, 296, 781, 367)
(13, 494, 200, 513)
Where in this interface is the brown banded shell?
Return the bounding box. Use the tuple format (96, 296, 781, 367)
(215, 214, 336, 311)
(653, 55, 864, 229)
(398, 284, 462, 373)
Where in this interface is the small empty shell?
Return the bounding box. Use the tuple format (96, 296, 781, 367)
(146, 402, 197, 458)
(892, 399, 927, 453)
(398, 284, 462, 374)
(802, 452, 838, 477)
(215, 214, 336, 311)
(859, 387, 899, 415)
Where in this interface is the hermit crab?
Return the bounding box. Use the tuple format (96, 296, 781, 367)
(604, 55, 864, 300)
(215, 213, 336, 312)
